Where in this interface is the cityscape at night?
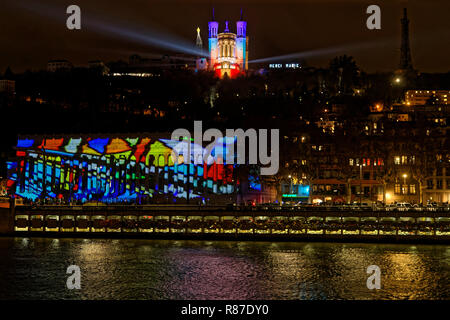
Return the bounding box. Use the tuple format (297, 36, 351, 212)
(0, 0, 449, 312)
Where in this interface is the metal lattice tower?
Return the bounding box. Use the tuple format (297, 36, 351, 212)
(399, 8, 413, 70)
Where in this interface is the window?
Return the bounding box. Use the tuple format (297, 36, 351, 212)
(427, 179, 434, 190)
(437, 179, 443, 189)
(394, 156, 400, 165)
(401, 156, 408, 165)
(402, 185, 408, 194)
(410, 184, 416, 194)
(395, 184, 401, 194)
(349, 158, 354, 166)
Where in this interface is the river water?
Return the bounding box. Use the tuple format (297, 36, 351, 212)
(0, 237, 448, 300)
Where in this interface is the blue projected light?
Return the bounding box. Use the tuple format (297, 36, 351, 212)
(88, 138, 109, 154)
(299, 185, 310, 197)
(17, 139, 34, 148)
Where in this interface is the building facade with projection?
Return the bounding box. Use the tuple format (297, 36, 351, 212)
(6, 134, 276, 205)
(208, 10, 248, 78)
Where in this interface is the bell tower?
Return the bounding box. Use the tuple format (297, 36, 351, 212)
(236, 9, 248, 71)
(208, 8, 219, 70)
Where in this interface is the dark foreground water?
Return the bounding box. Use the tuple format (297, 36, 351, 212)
(0, 237, 449, 300)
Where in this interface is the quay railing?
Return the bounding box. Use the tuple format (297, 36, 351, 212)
(11, 205, 450, 239)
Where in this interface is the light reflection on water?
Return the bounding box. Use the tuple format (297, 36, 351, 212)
(0, 237, 448, 300)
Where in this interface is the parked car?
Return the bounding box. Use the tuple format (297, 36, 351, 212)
(386, 204, 397, 212)
(396, 202, 412, 211)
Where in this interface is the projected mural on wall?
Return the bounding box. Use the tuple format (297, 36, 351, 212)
(6, 135, 236, 203)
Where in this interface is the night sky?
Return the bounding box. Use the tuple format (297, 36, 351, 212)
(1, 0, 450, 73)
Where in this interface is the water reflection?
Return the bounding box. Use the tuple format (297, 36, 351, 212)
(0, 238, 448, 300)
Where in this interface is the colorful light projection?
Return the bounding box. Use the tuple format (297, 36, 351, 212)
(7, 135, 236, 203)
(208, 12, 248, 78)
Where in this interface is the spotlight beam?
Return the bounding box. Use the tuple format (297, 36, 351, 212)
(249, 39, 396, 64)
(11, 0, 207, 58)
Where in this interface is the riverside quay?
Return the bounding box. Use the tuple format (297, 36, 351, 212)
(2, 203, 450, 241)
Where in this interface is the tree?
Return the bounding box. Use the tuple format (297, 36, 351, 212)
(329, 55, 360, 95)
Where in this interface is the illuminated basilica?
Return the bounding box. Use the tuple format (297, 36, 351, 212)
(197, 10, 248, 78)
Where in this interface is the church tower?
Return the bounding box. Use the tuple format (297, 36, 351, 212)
(236, 9, 248, 71)
(208, 9, 219, 70)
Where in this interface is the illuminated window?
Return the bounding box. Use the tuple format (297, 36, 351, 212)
(394, 156, 400, 165)
(402, 185, 408, 194)
(410, 185, 416, 194)
(395, 184, 401, 194)
(349, 158, 354, 166)
(401, 156, 407, 164)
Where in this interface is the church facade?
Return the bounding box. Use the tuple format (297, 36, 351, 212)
(196, 10, 248, 78)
